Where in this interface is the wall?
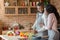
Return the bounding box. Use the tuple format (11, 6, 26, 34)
(0, 0, 36, 28)
(0, 0, 60, 28)
(50, 0, 60, 15)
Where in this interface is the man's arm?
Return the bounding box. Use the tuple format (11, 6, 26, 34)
(31, 29, 38, 34)
(37, 26, 47, 32)
(36, 13, 39, 19)
(32, 13, 45, 32)
(38, 13, 48, 32)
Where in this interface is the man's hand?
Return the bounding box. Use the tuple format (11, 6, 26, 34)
(43, 26, 48, 30)
(40, 23, 44, 27)
(32, 30, 38, 34)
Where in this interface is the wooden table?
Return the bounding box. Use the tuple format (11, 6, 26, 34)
(0, 35, 48, 40)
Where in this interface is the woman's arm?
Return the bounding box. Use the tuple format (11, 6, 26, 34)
(46, 14, 53, 30)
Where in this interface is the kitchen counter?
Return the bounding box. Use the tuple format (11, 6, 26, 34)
(0, 35, 48, 40)
(0, 35, 20, 40)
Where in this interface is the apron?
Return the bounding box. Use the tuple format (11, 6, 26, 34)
(48, 30, 59, 40)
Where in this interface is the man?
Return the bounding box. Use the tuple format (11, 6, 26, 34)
(32, 2, 47, 40)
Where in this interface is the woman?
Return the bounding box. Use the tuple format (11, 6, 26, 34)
(44, 4, 59, 40)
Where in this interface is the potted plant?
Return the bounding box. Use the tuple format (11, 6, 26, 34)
(44, 0, 50, 6)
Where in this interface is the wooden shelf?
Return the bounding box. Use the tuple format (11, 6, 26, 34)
(5, 14, 18, 16)
(17, 6, 28, 8)
(29, 14, 36, 16)
(5, 6, 16, 8)
(30, 6, 37, 8)
(29, 0, 41, 2)
(5, 6, 29, 8)
(5, 14, 36, 17)
(4, 0, 44, 16)
(5, 14, 28, 17)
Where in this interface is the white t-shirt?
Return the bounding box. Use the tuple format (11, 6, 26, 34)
(32, 13, 47, 37)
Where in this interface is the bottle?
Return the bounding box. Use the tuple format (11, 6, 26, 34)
(5, 1, 9, 7)
(32, 2, 36, 6)
(25, 0, 28, 6)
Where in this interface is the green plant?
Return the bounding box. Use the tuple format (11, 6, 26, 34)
(44, 0, 50, 6)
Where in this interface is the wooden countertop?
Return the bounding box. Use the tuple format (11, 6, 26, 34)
(0, 35, 48, 40)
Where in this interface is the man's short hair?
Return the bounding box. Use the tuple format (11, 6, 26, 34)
(37, 2, 44, 6)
